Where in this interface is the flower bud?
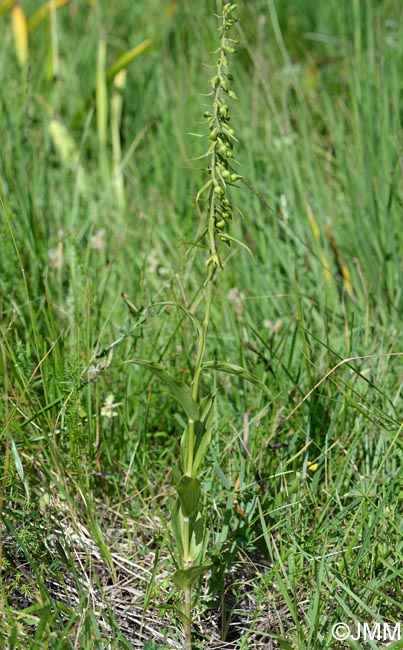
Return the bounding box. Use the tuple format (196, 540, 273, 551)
(219, 104, 229, 119)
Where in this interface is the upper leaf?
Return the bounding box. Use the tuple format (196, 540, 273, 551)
(201, 361, 272, 398)
(125, 359, 199, 420)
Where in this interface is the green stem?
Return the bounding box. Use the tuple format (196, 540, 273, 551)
(184, 585, 192, 649)
(183, 516, 192, 649)
(186, 260, 215, 476)
(181, 155, 216, 650)
(186, 418, 195, 477)
(192, 264, 215, 403)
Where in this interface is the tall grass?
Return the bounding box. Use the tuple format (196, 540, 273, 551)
(1, 0, 403, 648)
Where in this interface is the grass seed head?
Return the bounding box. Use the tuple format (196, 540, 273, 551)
(11, 1, 28, 67)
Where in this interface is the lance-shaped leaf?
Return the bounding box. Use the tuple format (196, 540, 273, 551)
(196, 178, 213, 203)
(201, 361, 272, 398)
(173, 564, 212, 590)
(176, 476, 201, 518)
(153, 301, 202, 342)
(173, 604, 191, 627)
(192, 390, 217, 473)
(217, 232, 253, 257)
(171, 501, 206, 565)
(191, 421, 212, 476)
(180, 391, 217, 474)
(171, 497, 184, 559)
(188, 508, 207, 563)
(125, 359, 199, 420)
(10, 436, 30, 500)
(198, 389, 218, 424)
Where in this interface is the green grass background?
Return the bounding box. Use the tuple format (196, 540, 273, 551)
(1, 0, 403, 648)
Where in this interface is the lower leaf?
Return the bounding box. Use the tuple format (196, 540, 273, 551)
(173, 564, 212, 590)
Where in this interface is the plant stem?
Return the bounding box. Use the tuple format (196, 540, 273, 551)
(186, 418, 195, 477)
(186, 265, 214, 478)
(183, 515, 192, 649)
(180, 209, 215, 650)
(192, 265, 215, 402)
(184, 585, 192, 650)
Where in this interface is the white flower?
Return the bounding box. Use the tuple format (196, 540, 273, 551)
(101, 394, 121, 419)
(90, 229, 106, 251)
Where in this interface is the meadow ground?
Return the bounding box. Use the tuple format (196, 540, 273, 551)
(1, 1, 403, 648)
